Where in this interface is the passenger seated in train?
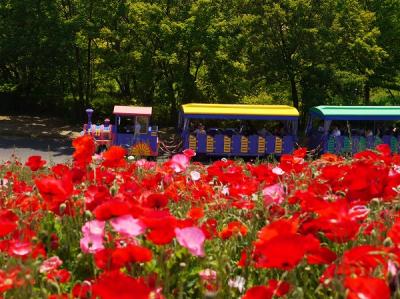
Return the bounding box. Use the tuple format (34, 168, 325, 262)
(331, 126, 341, 137)
(365, 129, 374, 137)
(273, 123, 286, 137)
(194, 124, 206, 134)
(117, 118, 134, 133)
(257, 125, 271, 137)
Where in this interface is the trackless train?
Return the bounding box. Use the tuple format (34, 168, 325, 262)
(82, 104, 400, 156)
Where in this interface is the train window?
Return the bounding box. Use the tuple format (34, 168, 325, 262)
(118, 118, 135, 133)
(136, 116, 149, 134)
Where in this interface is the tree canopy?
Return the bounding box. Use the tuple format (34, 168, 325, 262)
(0, 0, 399, 123)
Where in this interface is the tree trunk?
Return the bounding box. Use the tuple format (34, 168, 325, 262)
(86, 38, 92, 105)
(74, 46, 85, 111)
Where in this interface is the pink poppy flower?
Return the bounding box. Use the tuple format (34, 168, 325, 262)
(80, 220, 105, 254)
(110, 215, 146, 237)
(40, 256, 63, 273)
(175, 227, 206, 257)
(199, 269, 217, 281)
(262, 183, 285, 206)
(170, 154, 190, 173)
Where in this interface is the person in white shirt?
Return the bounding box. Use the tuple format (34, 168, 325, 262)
(134, 122, 141, 140)
(332, 126, 341, 137)
(365, 129, 373, 137)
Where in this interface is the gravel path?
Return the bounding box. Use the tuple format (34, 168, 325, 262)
(0, 136, 73, 164)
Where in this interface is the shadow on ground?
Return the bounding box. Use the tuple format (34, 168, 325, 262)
(0, 115, 81, 139)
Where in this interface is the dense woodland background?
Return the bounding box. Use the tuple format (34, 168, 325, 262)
(0, 0, 400, 124)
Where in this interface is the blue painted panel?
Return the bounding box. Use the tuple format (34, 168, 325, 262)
(382, 135, 391, 146)
(148, 135, 158, 154)
(197, 134, 207, 153)
(214, 135, 225, 154)
(266, 136, 276, 154)
(182, 132, 189, 149)
(232, 135, 242, 155)
(282, 136, 294, 153)
(116, 134, 133, 146)
(366, 136, 375, 149)
(248, 135, 259, 155)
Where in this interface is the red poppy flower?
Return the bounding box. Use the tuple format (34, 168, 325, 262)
(266, 279, 291, 296)
(25, 155, 46, 171)
(94, 245, 152, 270)
(306, 246, 337, 265)
(48, 294, 68, 299)
(84, 185, 111, 211)
(91, 271, 152, 299)
(344, 277, 390, 299)
(293, 147, 307, 158)
(93, 201, 132, 220)
(201, 219, 218, 239)
(320, 153, 341, 162)
(72, 135, 95, 167)
(253, 234, 308, 270)
(0, 209, 18, 237)
(388, 220, 400, 245)
(0, 269, 16, 293)
(320, 246, 389, 282)
(242, 285, 273, 299)
(102, 146, 126, 168)
(187, 207, 204, 221)
(47, 269, 71, 283)
(143, 193, 169, 209)
(257, 218, 298, 242)
(35, 175, 73, 214)
(51, 164, 70, 178)
(376, 143, 391, 157)
(147, 227, 176, 245)
(220, 221, 248, 240)
(72, 281, 91, 299)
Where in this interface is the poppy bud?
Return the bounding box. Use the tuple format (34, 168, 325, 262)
(383, 237, 393, 247)
(110, 185, 118, 196)
(59, 203, 67, 214)
(84, 210, 93, 219)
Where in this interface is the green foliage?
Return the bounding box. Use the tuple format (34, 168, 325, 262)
(0, 0, 399, 122)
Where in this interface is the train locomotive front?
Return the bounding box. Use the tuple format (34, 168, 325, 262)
(82, 105, 158, 156)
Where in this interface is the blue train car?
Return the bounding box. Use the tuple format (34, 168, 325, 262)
(83, 105, 158, 156)
(179, 103, 299, 156)
(306, 105, 400, 154)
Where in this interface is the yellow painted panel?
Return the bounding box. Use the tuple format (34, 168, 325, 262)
(258, 137, 266, 154)
(189, 135, 197, 151)
(206, 135, 214, 153)
(224, 136, 231, 153)
(241, 136, 248, 153)
(275, 137, 282, 154)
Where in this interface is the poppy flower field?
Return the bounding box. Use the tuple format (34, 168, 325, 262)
(1, 135, 400, 298)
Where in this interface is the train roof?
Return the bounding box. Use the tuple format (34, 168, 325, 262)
(310, 105, 400, 120)
(181, 103, 299, 120)
(113, 105, 152, 116)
